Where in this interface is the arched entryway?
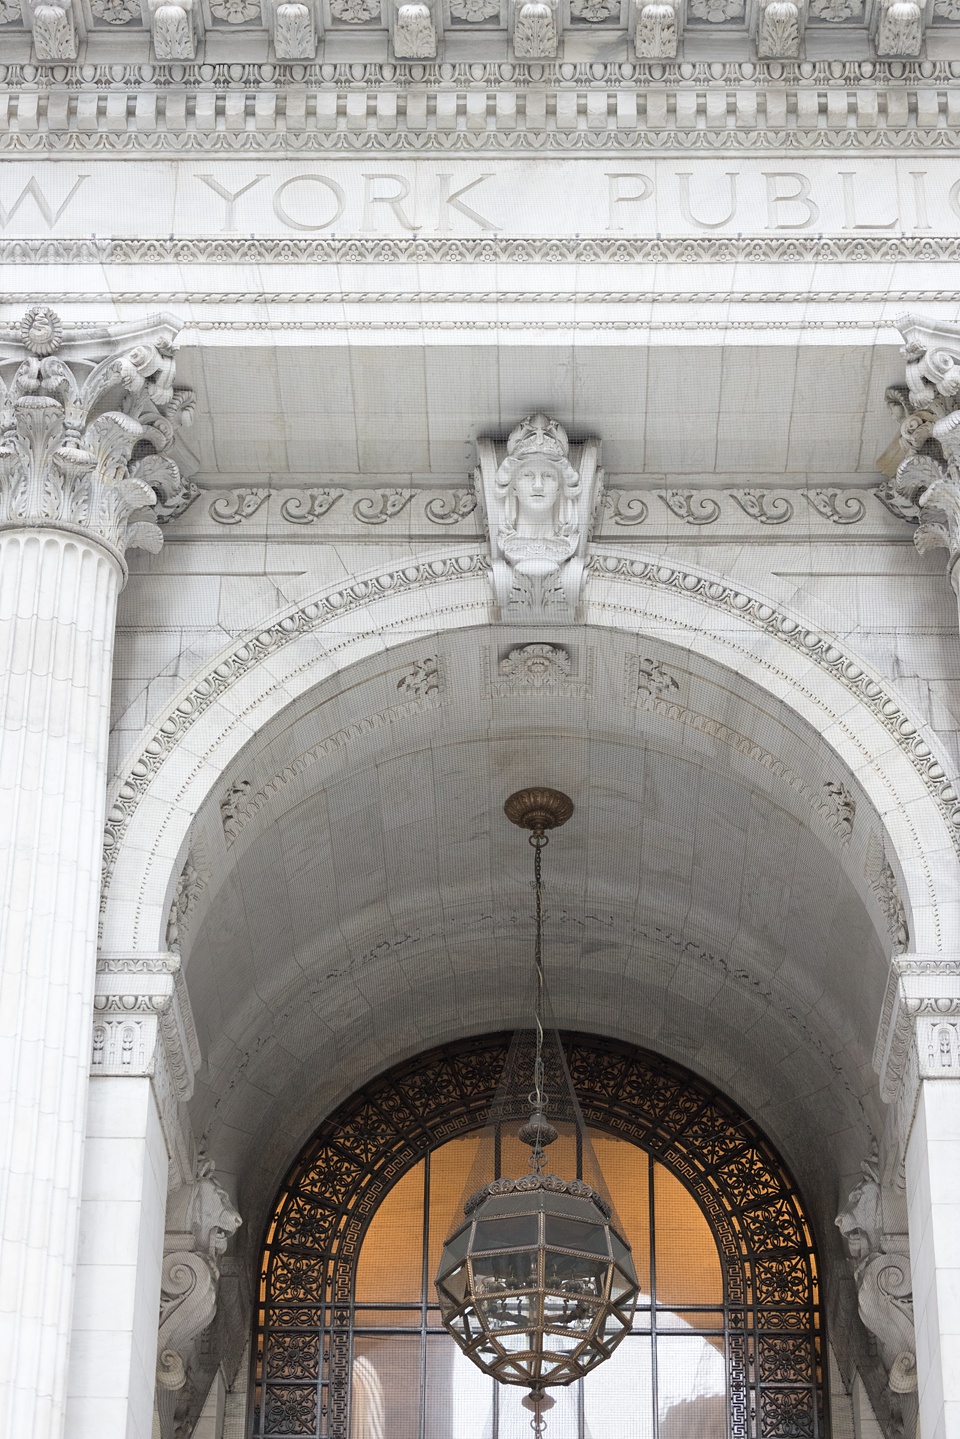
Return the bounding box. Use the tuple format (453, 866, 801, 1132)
(253, 1034, 823, 1439)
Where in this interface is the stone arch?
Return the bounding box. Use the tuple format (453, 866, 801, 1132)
(101, 547, 960, 956)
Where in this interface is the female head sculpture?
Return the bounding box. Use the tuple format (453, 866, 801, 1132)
(494, 413, 583, 550)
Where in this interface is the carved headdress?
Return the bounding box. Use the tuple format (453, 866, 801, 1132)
(494, 412, 582, 535)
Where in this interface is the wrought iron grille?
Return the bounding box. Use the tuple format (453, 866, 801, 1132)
(253, 1034, 823, 1439)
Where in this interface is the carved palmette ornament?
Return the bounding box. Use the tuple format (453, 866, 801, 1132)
(755, 0, 802, 55)
(876, 0, 923, 54)
(511, 0, 558, 54)
(633, 0, 679, 54)
(155, 1160, 242, 1439)
(25, 0, 77, 58)
(148, 0, 197, 57)
(392, 0, 437, 53)
(475, 412, 603, 621)
(268, 0, 318, 54)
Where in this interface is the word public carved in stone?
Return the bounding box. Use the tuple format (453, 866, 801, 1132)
(475, 412, 603, 621)
(156, 1160, 242, 1439)
(0, 307, 194, 564)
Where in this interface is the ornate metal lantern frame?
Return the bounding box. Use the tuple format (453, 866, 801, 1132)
(433, 788, 641, 1423)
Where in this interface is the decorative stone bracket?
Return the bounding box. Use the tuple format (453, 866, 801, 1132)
(156, 1159, 242, 1439)
(92, 952, 202, 1186)
(475, 412, 604, 622)
(878, 313, 960, 604)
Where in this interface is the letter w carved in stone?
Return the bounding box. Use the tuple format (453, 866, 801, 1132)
(0, 174, 89, 230)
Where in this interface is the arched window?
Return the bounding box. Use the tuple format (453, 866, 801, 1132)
(254, 1036, 824, 1439)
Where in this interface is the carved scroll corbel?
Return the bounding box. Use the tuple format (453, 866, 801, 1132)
(266, 0, 320, 57)
(155, 1159, 242, 1439)
(875, 0, 923, 56)
(511, 0, 559, 56)
(148, 0, 198, 59)
(25, 0, 77, 59)
(753, 0, 805, 56)
(391, 0, 438, 54)
(630, 0, 680, 56)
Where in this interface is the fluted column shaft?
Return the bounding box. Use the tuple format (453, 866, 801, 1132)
(0, 528, 121, 1439)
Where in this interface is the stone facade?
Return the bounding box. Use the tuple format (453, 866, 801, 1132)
(5, 13, 960, 1439)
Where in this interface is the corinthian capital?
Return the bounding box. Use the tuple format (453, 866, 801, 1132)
(877, 314, 960, 589)
(0, 308, 194, 564)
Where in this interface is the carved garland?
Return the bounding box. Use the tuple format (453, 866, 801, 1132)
(254, 1033, 824, 1439)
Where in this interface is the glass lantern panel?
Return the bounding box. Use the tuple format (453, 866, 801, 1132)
(542, 1290, 602, 1332)
(471, 1252, 538, 1292)
(543, 1252, 607, 1298)
(438, 1226, 472, 1276)
(496, 1331, 535, 1354)
(544, 1216, 611, 1256)
(472, 1215, 538, 1253)
(610, 1266, 638, 1303)
(477, 1292, 536, 1332)
(439, 1263, 469, 1305)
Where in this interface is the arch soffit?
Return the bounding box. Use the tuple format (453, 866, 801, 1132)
(101, 547, 960, 956)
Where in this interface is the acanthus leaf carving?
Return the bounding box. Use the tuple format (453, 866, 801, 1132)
(25, 0, 77, 58)
(278, 487, 343, 524)
(425, 489, 478, 525)
(630, 653, 681, 699)
(393, 0, 437, 54)
(476, 412, 603, 621)
(0, 309, 193, 560)
(396, 655, 441, 699)
(877, 316, 960, 587)
(512, 0, 558, 55)
(730, 489, 794, 524)
(604, 491, 649, 526)
(876, 0, 923, 55)
(267, 0, 319, 55)
(633, 0, 679, 55)
(491, 642, 590, 697)
(148, 0, 197, 58)
(209, 488, 269, 525)
(805, 488, 867, 524)
(658, 488, 721, 525)
(353, 489, 414, 524)
(755, 0, 804, 57)
(865, 832, 909, 953)
(823, 780, 856, 841)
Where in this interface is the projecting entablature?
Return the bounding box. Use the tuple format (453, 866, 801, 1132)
(6, 0, 960, 63)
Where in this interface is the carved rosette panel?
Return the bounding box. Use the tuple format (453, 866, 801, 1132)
(0, 308, 194, 564)
(254, 1034, 824, 1439)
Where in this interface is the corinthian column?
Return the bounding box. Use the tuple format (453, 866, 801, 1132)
(878, 314, 960, 624)
(0, 307, 192, 1439)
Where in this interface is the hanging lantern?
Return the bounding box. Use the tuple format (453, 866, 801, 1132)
(435, 788, 640, 1418)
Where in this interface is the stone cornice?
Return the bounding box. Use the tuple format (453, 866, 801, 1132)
(93, 951, 202, 1181)
(4, 63, 960, 148)
(873, 955, 960, 1148)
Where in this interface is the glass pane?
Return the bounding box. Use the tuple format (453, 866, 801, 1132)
(658, 1310, 725, 1336)
(545, 1216, 610, 1255)
(657, 1335, 727, 1438)
(583, 1333, 654, 1439)
(473, 1216, 538, 1253)
(498, 1380, 580, 1439)
(429, 1135, 483, 1282)
(544, 1252, 606, 1299)
(653, 1164, 723, 1308)
(354, 1162, 424, 1305)
(351, 1307, 422, 1329)
(590, 1136, 651, 1292)
(350, 1335, 420, 1439)
(472, 1252, 538, 1293)
(424, 1334, 494, 1439)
